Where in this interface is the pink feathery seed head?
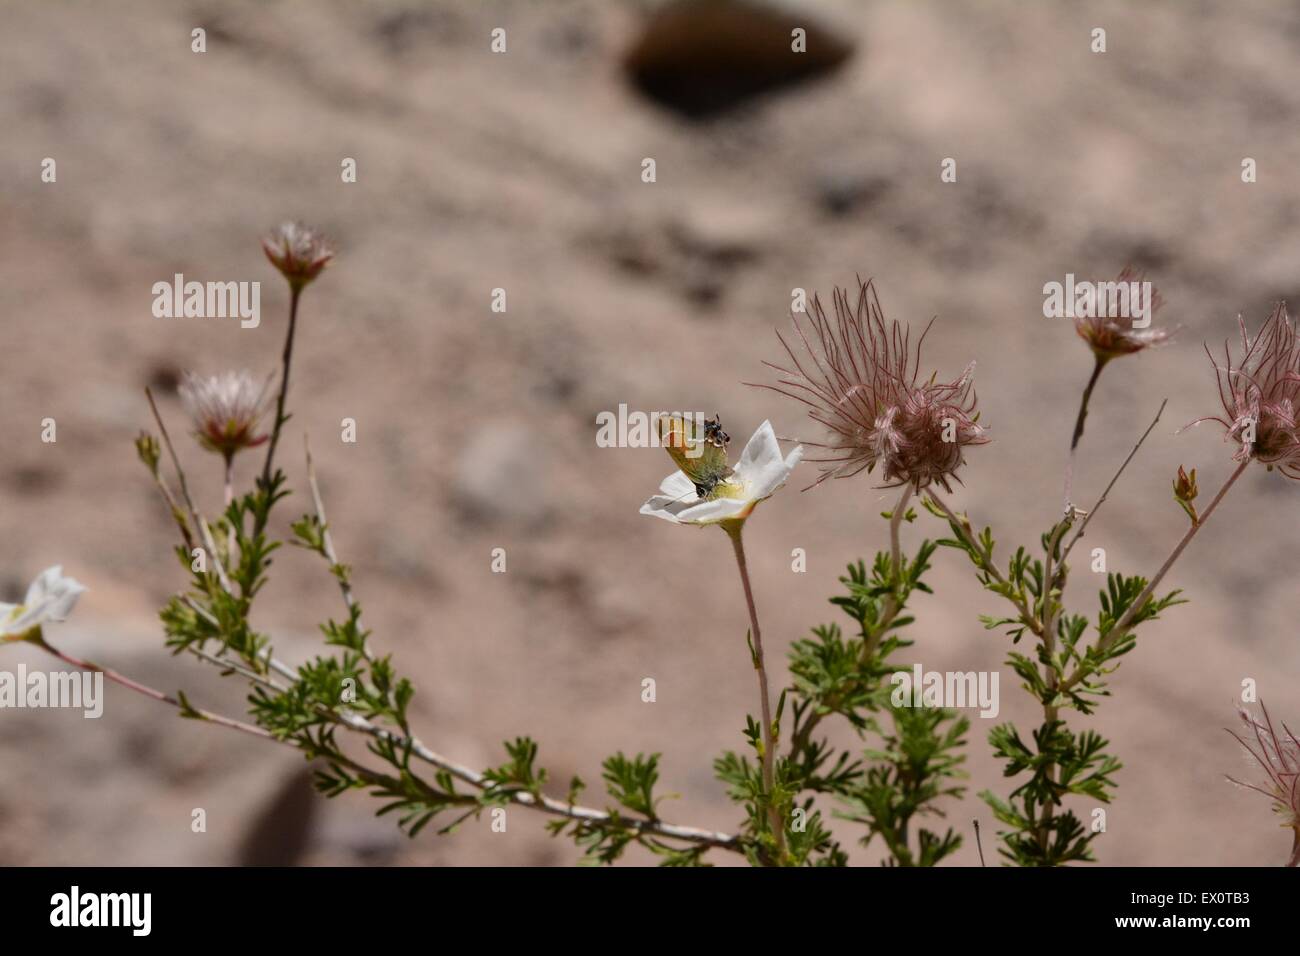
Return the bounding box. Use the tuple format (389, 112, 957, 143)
(262, 221, 334, 289)
(1073, 265, 1171, 361)
(1226, 703, 1300, 857)
(179, 370, 274, 461)
(748, 277, 988, 492)
(1190, 302, 1300, 477)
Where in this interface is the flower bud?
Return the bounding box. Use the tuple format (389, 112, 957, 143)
(261, 222, 334, 290)
(1173, 465, 1198, 525)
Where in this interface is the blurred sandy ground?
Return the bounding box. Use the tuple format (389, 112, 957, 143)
(2, 0, 1298, 866)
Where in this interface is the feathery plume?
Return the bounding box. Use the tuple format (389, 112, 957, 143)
(179, 370, 273, 461)
(751, 278, 987, 492)
(1191, 302, 1300, 476)
(1226, 703, 1300, 866)
(1073, 265, 1170, 361)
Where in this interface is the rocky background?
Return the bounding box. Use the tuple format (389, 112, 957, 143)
(2, 0, 1298, 866)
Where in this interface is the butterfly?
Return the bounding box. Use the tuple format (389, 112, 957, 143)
(658, 413, 734, 500)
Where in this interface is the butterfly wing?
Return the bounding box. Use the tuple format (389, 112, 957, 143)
(658, 415, 733, 498)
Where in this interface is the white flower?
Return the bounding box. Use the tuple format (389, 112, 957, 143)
(0, 566, 86, 643)
(640, 420, 802, 526)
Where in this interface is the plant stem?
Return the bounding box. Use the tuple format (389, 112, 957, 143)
(928, 492, 1042, 638)
(1035, 402, 1166, 855)
(870, 482, 915, 661)
(723, 520, 785, 861)
(791, 484, 916, 761)
(223, 452, 236, 559)
(259, 283, 302, 506)
(1063, 356, 1109, 510)
(1033, 518, 1074, 854)
(889, 485, 914, 580)
(145, 387, 235, 596)
(1060, 457, 1250, 692)
(304, 435, 357, 615)
(1058, 399, 1166, 571)
(1070, 356, 1108, 451)
(33, 636, 275, 742)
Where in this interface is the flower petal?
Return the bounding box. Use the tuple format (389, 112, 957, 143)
(20, 565, 85, 627)
(43, 579, 86, 623)
(674, 496, 749, 524)
(737, 420, 782, 475)
(23, 565, 63, 607)
(750, 444, 803, 501)
(640, 495, 689, 523)
(657, 470, 696, 499)
(735, 420, 802, 501)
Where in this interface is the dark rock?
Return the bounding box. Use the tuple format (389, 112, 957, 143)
(623, 0, 853, 120)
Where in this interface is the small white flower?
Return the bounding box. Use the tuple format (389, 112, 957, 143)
(0, 566, 87, 643)
(640, 420, 802, 526)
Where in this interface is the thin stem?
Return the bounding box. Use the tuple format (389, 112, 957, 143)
(1040, 518, 1070, 693)
(304, 435, 358, 616)
(1070, 356, 1107, 450)
(223, 453, 236, 559)
(1060, 457, 1250, 692)
(1033, 516, 1074, 853)
(146, 387, 203, 544)
(142, 450, 197, 553)
(146, 387, 235, 595)
(258, 283, 302, 510)
(1063, 356, 1109, 509)
(934, 490, 1055, 853)
(889, 484, 914, 582)
(724, 521, 785, 861)
(791, 484, 914, 761)
(1058, 399, 1167, 571)
(1042, 398, 1167, 833)
(33, 637, 276, 743)
(870, 482, 915, 661)
(184, 639, 287, 694)
(929, 491, 1042, 639)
